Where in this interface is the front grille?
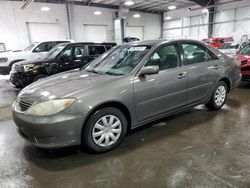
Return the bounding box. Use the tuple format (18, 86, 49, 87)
(19, 99, 33, 111)
(241, 60, 248, 66)
(13, 65, 24, 72)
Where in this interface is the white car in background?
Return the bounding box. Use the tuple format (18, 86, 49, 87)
(218, 42, 241, 55)
(0, 40, 73, 73)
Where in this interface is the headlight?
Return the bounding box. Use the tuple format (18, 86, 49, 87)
(0, 57, 8, 63)
(23, 64, 35, 72)
(27, 98, 76, 116)
(14, 65, 24, 72)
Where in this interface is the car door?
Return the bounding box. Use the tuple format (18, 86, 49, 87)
(181, 42, 220, 105)
(73, 45, 86, 68)
(133, 43, 188, 122)
(57, 45, 75, 72)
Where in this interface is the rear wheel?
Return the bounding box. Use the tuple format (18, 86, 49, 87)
(206, 81, 228, 110)
(82, 107, 127, 153)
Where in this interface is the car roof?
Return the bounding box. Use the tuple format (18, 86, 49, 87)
(121, 39, 205, 46)
(67, 42, 116, 45)
(35, 39, 74, 43)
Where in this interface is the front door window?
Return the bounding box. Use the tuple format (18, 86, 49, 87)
(145, 44, 180, 71)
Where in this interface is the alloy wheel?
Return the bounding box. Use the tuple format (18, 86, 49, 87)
(214, 85, 226, 106)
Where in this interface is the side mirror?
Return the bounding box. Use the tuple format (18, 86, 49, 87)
(139, 65, 159, 76)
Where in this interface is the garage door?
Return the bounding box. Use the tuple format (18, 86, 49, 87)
(126, 26, 144, 40)
(83, 25, 108, 42)
(27, 22, 61, 42)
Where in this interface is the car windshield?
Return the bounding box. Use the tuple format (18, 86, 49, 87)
(84, 45, 151, 75)
(23, 42, 38, 51)
(44, 43, 68, 59)
(240, 44, 250, 55)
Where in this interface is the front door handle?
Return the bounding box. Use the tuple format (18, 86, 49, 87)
(177, 72, 187, 79)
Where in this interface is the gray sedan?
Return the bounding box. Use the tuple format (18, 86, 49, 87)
(12, 39, 241, 153)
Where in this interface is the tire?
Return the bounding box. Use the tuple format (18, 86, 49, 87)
(82, 107, 128, 153)
(33, 75, 47, 82)
(206, 81, 228, 110)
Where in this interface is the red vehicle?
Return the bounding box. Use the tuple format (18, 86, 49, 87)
(237, 44, 250, 81)
(202, 37, 234, 48)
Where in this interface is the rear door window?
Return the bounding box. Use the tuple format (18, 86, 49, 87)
(182, 43, 217, 65)
(88, 45, 106, 55)
(60, 46, 86, 57)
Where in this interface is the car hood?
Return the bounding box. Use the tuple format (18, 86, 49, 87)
(15, 58, 51, 66)
(0, 50, 26, 58)
(219, 49, 236, 53)
(19, 70, 118, 101)
(238, 54, 250, 60)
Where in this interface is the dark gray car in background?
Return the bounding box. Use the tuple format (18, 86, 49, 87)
(12, 39, 241, 153)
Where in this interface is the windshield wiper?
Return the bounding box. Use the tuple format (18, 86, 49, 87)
(85, 69, 104, 74)
(105, 72, 124, 76)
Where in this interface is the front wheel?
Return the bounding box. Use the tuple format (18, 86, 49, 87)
(206, 81, 228, 110)
(82, 107, 127, 153)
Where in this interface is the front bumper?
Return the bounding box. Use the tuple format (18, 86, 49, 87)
(0, 65, 10, 75)
(9, 71, 34, 88)
(12, 104, 84, 148)
(241, 68, 250, 81)
(242, 74, 250, 81)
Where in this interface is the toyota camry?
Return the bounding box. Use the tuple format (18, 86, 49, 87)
(12, 39, 241, 153)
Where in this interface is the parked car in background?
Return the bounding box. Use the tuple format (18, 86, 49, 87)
(237, 43, 250, 81)
(218, 42, 241, 55)
(12, 39, 241, 153)
(10, 42, 116, 88)
(0, 40, 73, 73)
(123, 37, 140, 43)
(202, 37, 234, 48)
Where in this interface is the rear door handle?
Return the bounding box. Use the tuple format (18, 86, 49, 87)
(177, 72, 187, 79)
(208, 65, 220, 70)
